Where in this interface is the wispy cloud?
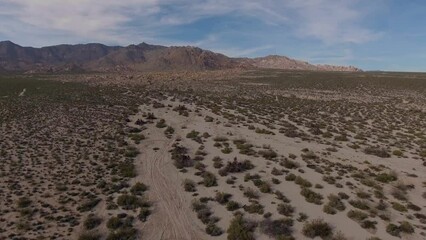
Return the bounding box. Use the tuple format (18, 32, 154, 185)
(0, 0, 381, 46)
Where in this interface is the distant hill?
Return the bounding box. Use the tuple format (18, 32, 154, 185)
(0, 41, 362, 72)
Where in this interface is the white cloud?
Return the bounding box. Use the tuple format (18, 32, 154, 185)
(0, 0, 381, 46)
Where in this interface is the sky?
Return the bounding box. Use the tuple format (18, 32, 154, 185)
(0, 0, 426, 71)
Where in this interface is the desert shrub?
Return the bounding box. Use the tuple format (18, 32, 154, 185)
(407, 202, 421, 211)
(221, 146, 233, 154)
(204, 116, 214, 122)
(117, 194, 144, 210)
(202, 172, 218, 187)
(118, 161, 136, 178)
(334, 135, 348, 141)
(215, 192, 232, 204)
(257, 181, 272, 193)
(84, 215, 102, 230)
(356, 190, 371, 199)
(327, 195, 345, 211)
(214, 136, 228, 142)
(295, 176, 312, 188)
(364, 147, 390, 158)
(272, 178, 281, 184)
(361, 220, 377, 229)
(164, 126, 175, 135)
(271, 167, 283, 175)
(107, 217, 124, 230)
(155, 119, 167, 128)
(322, 176, 336, 185)
(183, 179, 197, 192)
(255, 128, 275, 135)
(171, 145, 193, 169)
(348, 199, 369, 210)
(300, 188, 323, 205)
(219, 159, 254, 175)
(285, 173, 296, 181)
(277, 203, 294, 216)
(275, 191, 290, 203)
(375, 171, 397, 183)
(130, 182, 148, 195)
(226, 201, 241, 211)
(302, 219, 333, 239)
(186, 130, 201, 140)
(260, 218, 293, 239)
(337, 192, 349, 200)
(78, 232, 101, 240)
(391, 188, 407, 201)
(258, 149, 278, 160)
(399, 221, 414, 234)
(206, 223, 223, 236)
(392, 202, 407, 212)
(106, 227, 137, 240)
(124, 146, 140, 158)
(281, 159, 299, 169)
(129, 133, 145, 144)
(17, 197, 31, 208)
(393, 149, 403, 157)
(386, 223, 400, 237)
(78, 198, 101, 212)
(244, 202, 264, 214)
(227, 215, 256, 240)
(138, 207, 151, 222)
(347, 210, 368, 221)
(243, 188, 259, 199)
(323, 204, 336, 215)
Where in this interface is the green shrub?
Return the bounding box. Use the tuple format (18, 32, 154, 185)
(285, 173, 296, 181)
(277, 203, 294, 216)
(206, 223, 223, 236)
(78, 198, 101, 212)
(215, 192, 232, 204)
(302, 219, 333, 239)
(258, 149, 278, 160)
(138, 207, 151, 222)
(295, 176, 312, 188)
(78, 232, 101, 240)
(106, 227, 137, 240)
(183, 179, 197, 192)
(227, 215, 255, 240)
(202, 172, 218, 187)
(348, 199, 369, 210)
(17, 197, 31, 208)
(347, 210, 368, 221)
(84, 215, 102, 230)
(117, 194, 144, 210)
(107, 217, 123, 230)
(386, 223, 400, 237)
(361, 220, 377, 229)
(364, 147, 390, 158)
(323, 204, 336, 215)
(392, 202, 407, 212)
(243, 202, 264, 214)
(130, 182, 148, 195)
(375, 172, 397, 183)
(155, 119, 167, 128)
(399, 221, 414, 234)
(226, 201, 240, 211)
(260, 218, 293, 239)
(300, 188, 323, 205)
(118, 161, 136, 178)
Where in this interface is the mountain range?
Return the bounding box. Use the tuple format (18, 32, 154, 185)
(0, 41, 361, 73)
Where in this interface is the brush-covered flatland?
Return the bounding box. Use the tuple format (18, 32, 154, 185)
(0, 70, 425, 240)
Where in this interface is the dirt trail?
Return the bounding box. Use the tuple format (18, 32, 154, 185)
(134, 116, 205, 240)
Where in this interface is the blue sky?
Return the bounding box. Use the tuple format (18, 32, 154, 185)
(0, 0, 425, 71)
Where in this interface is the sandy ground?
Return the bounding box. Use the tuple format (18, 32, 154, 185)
(125, 97, 425, 240)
